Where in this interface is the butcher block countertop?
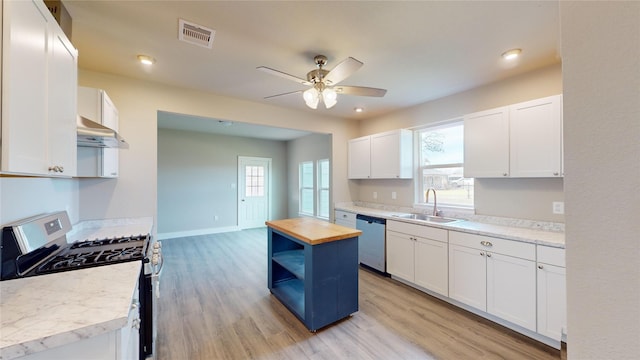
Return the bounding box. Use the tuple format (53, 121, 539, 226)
(266, 218, 362, 245)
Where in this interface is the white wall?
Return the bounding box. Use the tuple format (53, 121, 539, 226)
(78, 70, 359, 234)
(157, 128, 289, 237)
(354, 64, 565, 221)
(286, 133, 332, 218)
(560, 2, 640, 359)
(0, 178, 79, 225)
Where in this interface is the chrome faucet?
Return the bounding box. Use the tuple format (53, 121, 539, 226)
(425, 188, 440, 216)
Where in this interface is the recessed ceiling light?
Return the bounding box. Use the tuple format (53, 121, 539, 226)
(501, 49, 522, 60)
(354, 107, 364, 113)
(137, 54, 156, 65)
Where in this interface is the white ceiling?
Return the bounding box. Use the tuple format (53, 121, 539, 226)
(64, 1, 560, 139)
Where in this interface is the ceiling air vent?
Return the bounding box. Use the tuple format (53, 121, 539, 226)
(178, 19, 215, 49)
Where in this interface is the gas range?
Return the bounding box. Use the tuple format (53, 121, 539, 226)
(0, 212, 151, 280)
(35, 234, 149, 275)
(0, 211, 160, 360)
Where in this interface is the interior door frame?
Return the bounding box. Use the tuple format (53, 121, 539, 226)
(237, 156, 272, 229)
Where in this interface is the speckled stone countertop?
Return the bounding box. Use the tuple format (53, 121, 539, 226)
(0, 217, 153, 360)
(335, 203, 565, 248)
(0, 262, 141, 360)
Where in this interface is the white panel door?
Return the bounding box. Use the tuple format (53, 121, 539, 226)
(386, 230, 415, 282)
(238, 157, 271, 229)
(347, 136, 371, 179)
(463, 107, 510, 178)
(486, 252, 537, 331)
(449, 244, 486, 311)
(537, 263, 567, 340)
(415, 237, 448, 297)
(47, 30, 77, 177)
(1, 0, 49, 174)
(509, 95, 563, 177)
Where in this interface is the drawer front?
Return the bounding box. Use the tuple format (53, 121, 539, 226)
(537, 246, 565, 267)
(449, 231, 535, 260)
(335, 210, 357, 223)
(387, 220, 447, 242)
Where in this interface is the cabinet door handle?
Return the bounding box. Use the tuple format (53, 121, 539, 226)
(503, 173, 508, 176)
(487, 253, 492, 258)
(480, 252, 485, 256)
(538, 265, 544, 269)
(553, 172, 559, 176)
(480, 240, 493, 247)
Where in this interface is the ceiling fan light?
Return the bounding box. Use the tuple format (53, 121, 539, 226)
(322, 88, 338, 109)
(303, 88, 319, 109)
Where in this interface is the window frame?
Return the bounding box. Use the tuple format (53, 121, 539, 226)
(316, 159, 330, 220)
(414, 118, 474, 210)
(298, 159, 331, 219)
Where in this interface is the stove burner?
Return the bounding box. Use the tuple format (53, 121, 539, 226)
(105, 247, 143, 262)
(35, 234, 149, 275)
(71, 234, 147, 249)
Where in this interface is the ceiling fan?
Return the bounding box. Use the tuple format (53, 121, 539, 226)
(257, 55, 387, 109)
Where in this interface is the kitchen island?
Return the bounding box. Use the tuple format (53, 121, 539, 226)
(266, 218, 362, 331)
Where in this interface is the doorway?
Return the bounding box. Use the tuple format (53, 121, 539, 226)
(238, 156, 271, 229)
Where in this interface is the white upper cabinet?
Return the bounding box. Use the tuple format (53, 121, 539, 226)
(77, 87, 120, 178)
(1, 0, 77, 177)
(509, 95, 563, 177)
(464, 94, 563, 178)
(348, 129, 413, 179)
(463, 107, 510, 177)
(347, 135, 371, 179)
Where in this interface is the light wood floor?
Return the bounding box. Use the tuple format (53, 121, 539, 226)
(156, 228, 559, 360)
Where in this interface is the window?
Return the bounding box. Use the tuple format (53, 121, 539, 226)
(299, 161, 314, 216)
(317, 159, 330, 219)
(244, 165, 265, 197)
(299, 159, 331, 219)
(417, 120, 473, 208)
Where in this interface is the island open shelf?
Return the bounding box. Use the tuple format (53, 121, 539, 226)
(266, 218, 362, 331)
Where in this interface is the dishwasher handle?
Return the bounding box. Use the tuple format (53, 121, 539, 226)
(356, 214, 386, 225)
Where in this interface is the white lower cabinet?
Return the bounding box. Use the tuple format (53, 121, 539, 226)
(536, 246, 567, 341)
(449, 231, 537, 332)
(386, 220, 448, 297)
(353, 214, 566, 347)
(448, 242, 487, 310)
(486, 252, 536, 331)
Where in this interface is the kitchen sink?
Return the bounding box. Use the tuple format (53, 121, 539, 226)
(393, 213, 462, 224)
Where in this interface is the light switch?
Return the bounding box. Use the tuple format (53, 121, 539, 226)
(552, 202, 564, 214)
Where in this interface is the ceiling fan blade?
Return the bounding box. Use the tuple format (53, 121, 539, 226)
(257, 66, 312, 85)
(335, 86, 387, 97)
(264, 89, 303, 99)
(323, 57, 363, 85)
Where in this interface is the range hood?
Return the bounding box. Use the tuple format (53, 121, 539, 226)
(77, 115, 129, 149)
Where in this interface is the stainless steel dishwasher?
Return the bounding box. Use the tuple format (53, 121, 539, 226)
(356, 214, 386, 273)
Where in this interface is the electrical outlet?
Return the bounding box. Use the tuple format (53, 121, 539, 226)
(373, 191, 378, 199)
(552, 202, 564, 214)
(392, 191, 397, 200)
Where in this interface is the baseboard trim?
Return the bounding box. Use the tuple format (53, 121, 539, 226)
(157, 226, 241, 240)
